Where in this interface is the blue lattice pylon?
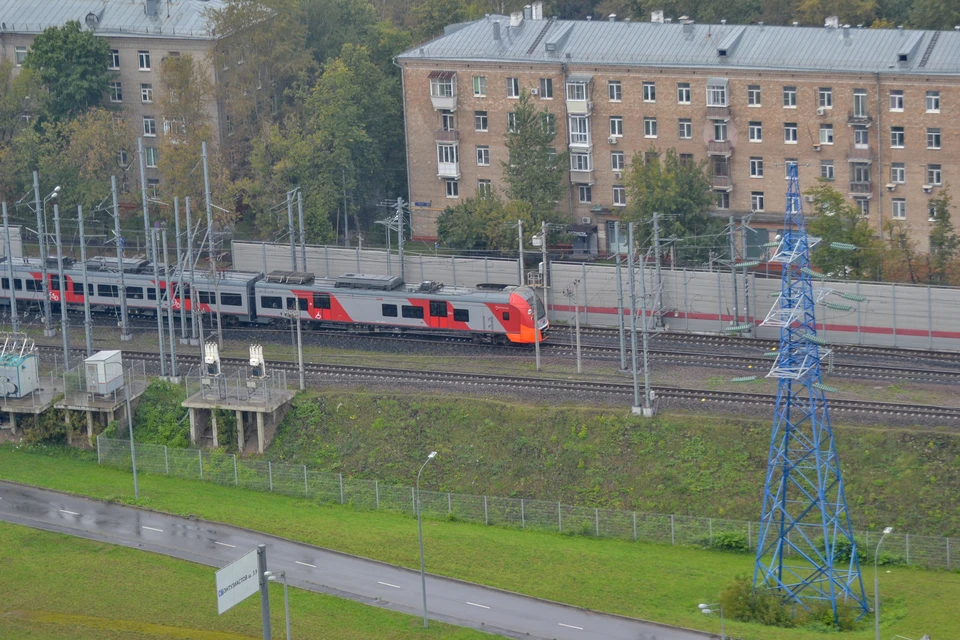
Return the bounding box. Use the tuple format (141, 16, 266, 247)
(753, 164, 868, 622)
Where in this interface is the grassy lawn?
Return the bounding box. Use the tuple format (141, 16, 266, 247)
(0, 446, 955, 640)
(0, 520, 486, 640)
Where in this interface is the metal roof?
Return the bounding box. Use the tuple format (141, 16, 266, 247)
(0, 0, 223, 40)
(398, 17, 960, 75)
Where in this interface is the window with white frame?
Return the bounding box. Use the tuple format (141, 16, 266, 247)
(445, 179, 459, 198)
(643, 82, 656, 102)
(476, 145, 490, 166)
(644, 117, 657, 138)
(506, 77, 520, 98)
(611, 151, 625, 171)
(147, 178, 160, 199)
(477, 179, 492, 197)
(138, 50, 151, 70)
(890, 126, 904, 148)
(140, 83, 153, 103)
(706, 83, 727, 107)
(569, 115, 590, 145)
(118, 149, 129, 166)
(784, 122, 798, 143)
(15, 46, 27, 66)
(852, 162, 870, 184)
(677, 82, 691, 104)
(678, 118, 692, 140)
(927, 128, 941, 149)
(610, 116, 623, 137)
(749, 157, 764, 178)
(748, 121, 762, 142)
(853, 89, 868, 117)
(714, 121, 727, 142)
(820, 160, 834, 180)
(608, 80, 621, 101)
(473, 76, 486, 97)
(926, 90, 940, 113)
(474, 111, 488, 132)
(890, 163, 906, 183)
(145, 146, 159, 168)
(747, 85, 761, 106)
(613, 185, 626, 206)
(109, 82, 123, 102)
(818, 87, 832, 108)
(539, 78, 553, 98)
(570, 152, 592, 172)
(716, 191, 730, 209)
(540, 112, 556, 135)
(889, 90, 904, 111)
(751, 191, 765, 212)
(143, 116, 157, 136)
(782, 86, 796, 107)
(430, 76, 454, 98)
(892, 198, 906, 220)
(440, 110, 455, 131)
(784, 159, 798, 178)
(855, 198, 869, 217)
(578, 184, 592, 203)
(927, 164, 942, 186)
(819, 124, 834, 145)
(854, 126, 869, 147)
(566, 81, 586, 101)
(507, 112, 517, 132)
(109, 49, 120, 70)
(437, 144, 458, 164)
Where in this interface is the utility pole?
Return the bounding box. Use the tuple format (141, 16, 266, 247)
(2, 202, 19, 333)
(396, 197, 405, 283)
(342, 168, 349, 247)
(185, 197, 198, 345)
(740, 216, 752, 334)
(297, 189, 306, 272)
(112, 176, 132, 342)
(257, 544, 271, 640)
(137, 138, 152, 262)
(652, 212, 665, 328)
(517, 219, 525, 286)
(728, 215, 739, 326)
(150, 228, 167, 378)
(540, 219, 549, 318)
(162, 224, 177, 379)
(52, 204, 69, 371)
(124, 388, 139, 500)
(77, 206, 93, 356)
(638, 248, 654, 416)
(174, 198, 188, 343)
(281, 309, 305, 390)
(286, 189, 296, 271)
(33, 171, 54, 337)
(614, 221, 626, 371)
(201, 141, 223, 348)
(626, 223, 641, 412)
(564, 281, 582, 374)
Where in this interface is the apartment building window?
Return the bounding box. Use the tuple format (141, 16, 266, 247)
(566, 81, 586, 101)
(855, 198, 870, 217)
(928, 202, 939, 221)
(473, 76, 486, 97)
(927, 128, 941, 149)
(677, 82, 691, 104)
(570, 152, 592, 171)
(926, 91, 940, 113)
(678, 119, 692, 140)
(109, 49, 120, 70)
(750, 157, 764, 178)
(428, 77, 453, 100)
(714, 121, 727, 142)
(889, 90, 903, 111)
(608, 80, 622, 101)
(569, 115, 590, 145)
(541, 112, 556, 135)
(140, 83, 153, 103)
(440, 110, 455, 131)
(680, 153, 694, 166)
(751, 191, 765, 212)
(143, 116, 157, 136)
(118, 149, 129, 167)
(476, 146, 490, 166)
(784, 158, 798, 178)
(506, 77, 520, 98)
(892, 198, 906, 220)
(853, 89, 867, 117)
(539, 78, 553, 98)
(854, 126, 869, 147)
(927, 164, 942, 186)
(819, 124, 834, 145)
(820, 160, 834, 180)
(477, 180, 492, 197)
(818, 87, 832, 109)
(15, 46, 27, 66)
(890, 126, 904, 148)
(890, 162, 906, 183)
(716, 191, 730, 209)
(607, 116, 623, 138)
(109, 82, 123, 102)
(578, 185, 592, 203)
(611, 151, 625, 171)
(706, 83, 727, 107)
(474, 111, 488, 132)
(445, 179, 459, 198)
(507, 112, 517, 133)
(852, 163, 871, 184)
(138, 51, 151, 70)
(644, 117, 657, 138)
(784, 122, 798, 143)
(643, 82, 656, 103)
(613, 185, 626, 206)
(147, 179, 160, 199)
(748, 121, 762, 142)
(437, 144, 458, 165)
(145, 146, 159, 168)
(783, 86, 797, 107)
(747, 85, 761, 106)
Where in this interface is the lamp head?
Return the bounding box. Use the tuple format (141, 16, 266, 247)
(883, 526, 894, 534)
(701, 609, 713, 615)
(428, 451, 437, 460)
(53, 186, 61, 194)
(698, 603, 708, 609)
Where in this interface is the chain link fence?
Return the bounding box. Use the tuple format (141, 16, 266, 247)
(97, 436, 957, 570)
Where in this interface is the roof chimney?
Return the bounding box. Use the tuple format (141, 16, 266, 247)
(531, 2, 543, 20)
(682, 19, 694, 34)
(651, 10, 664, 23)
(493, 20, 501, 40)
(509, 11, 523, 26)
(523, 5, 532, 20)
(824, 15, 839, 28)
(608, 14, 616, 21)
(145, 0, 159, 18)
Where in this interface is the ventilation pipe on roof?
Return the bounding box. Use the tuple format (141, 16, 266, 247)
(586, 15, 592, 20)
(531, 2, 543, 20)
(608, 14, 616, 21)
(720, 19, 727, 24)
(493, 21, 501, 40)
(145, 0, 160, 18)
(524, 5, 532, 20)
(682, 19, 694, 34)
(651, 10, 664, 23)
(510, 11, 523, 26)
(842, 25, 851, 37)
(824, 16, 839, 28)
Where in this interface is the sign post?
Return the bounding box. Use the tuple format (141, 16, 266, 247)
(216, 544, 271, 639)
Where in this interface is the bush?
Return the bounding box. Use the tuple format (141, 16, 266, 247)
(720, 575, 795, 628)
(131, 381, 188, 447)
(21, 408, 67, 445)
(710, 531, 749, 553)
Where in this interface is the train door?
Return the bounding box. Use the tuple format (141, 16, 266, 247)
(312, 292, 331, 321)
(428, 300, 449, 330)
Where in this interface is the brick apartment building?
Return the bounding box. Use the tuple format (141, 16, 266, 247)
(397, 11, 960, 253)
(0, 0, 224, 195)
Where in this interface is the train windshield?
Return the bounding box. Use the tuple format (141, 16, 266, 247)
(531, 292, 546, 320)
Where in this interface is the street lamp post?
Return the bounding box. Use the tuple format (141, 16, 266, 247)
(698, 602, 724, 640)
(417, 451, 438, 628)
(37, 178, 60, 337)
(265, 571, 291, 640)
(875, 526, 894, 640)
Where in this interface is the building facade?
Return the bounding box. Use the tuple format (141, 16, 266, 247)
(397, 13, 960, 252)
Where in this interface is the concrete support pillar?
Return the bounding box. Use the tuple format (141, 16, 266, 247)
(256, 412, 265, 454)
(189, 408, 197, 445)
(65, 410, 72, 446)
(211, 410, 219, 449)
(9, 412, 17, 436)
(236, 410, 244, 453)
(86, 411, 94, 446)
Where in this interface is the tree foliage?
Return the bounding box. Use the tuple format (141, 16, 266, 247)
(926, 186, 959, 285)
(805, 180, 882, 279)
(437, 194, 534, 251)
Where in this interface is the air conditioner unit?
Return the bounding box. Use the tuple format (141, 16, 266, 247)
(812, 144, 822, 152)
(923, 184, 933, 193)
(581, 216, 591, 224)
(816, 107, 826, 115)
(804, 195, 816, 203)
(530, 88, 539, 95)
(886, 183, 897, 191)
(614, 172, 623, 179)
(608, 136, 618, 144)
(586, 101, 594, 111)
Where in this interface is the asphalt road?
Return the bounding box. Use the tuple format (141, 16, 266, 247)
(0, 481, 711, 640)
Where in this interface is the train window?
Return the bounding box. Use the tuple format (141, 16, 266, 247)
(286, 297, 308, 311)
(198, 291, 215, 304)
(50, 276, 60, 291)
(313, 293, 331, 310)
(261, 296, 282, 309)
(221, 293, 242, 306)
(382, 304, 398, 317)
(25, 279, 41, 292)
(502, 311, 510, 321)
(72, 282, 84, 295)
(402, 305, 424, 319)
(148, 287, 157, 300)
(98, 284, 118, 298)
(0, 278, 19, 291)
(125, 286, 144, 299)
(453, 309, 469, 322)
(429, 301, 447, 317)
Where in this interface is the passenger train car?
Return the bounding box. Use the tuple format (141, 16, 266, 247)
(0, 257, 548, 344)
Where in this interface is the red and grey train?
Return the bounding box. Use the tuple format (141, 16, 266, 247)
(0, 257, 548, 344)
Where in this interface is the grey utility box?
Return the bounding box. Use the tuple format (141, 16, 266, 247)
(85, 350, 125, 395)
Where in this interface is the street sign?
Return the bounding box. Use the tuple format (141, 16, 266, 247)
(216, 548, 260, 615)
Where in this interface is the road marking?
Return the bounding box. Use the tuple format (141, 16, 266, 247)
(377, 581, 401, 589)
(559, 623, 584, 630)
(214, 541, 236, 548)
(466, 602, 490, 609)
(59, 509, 80, 516)
(141, 526, 163, 532)
(295, 561, 316, 568)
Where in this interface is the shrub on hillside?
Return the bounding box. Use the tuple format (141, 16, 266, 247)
(131, 381, 189, 447)
(720, 575, 794, 627)
(709, 531, 749, 553)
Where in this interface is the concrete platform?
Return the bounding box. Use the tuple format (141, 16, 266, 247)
(55, 380, 149, 446)
(182, 388, 295, 454)
(0, 383, 64, 437)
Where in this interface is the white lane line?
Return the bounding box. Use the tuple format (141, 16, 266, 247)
(559, 623, 584, 630)
(377, 581, 401, 589)
(466, 602, 490, 609)
(214, 541, 236, 548)
(141, 526, 164, 532)
(59, 509, 80, 516)
(295, 561, 316, 568)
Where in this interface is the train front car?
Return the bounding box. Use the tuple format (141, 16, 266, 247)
(507, 286, 548, 344)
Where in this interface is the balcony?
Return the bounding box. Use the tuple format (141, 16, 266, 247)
(566, 99, 593, 115)
(849, 181, 873, 196)
(428, 71, 457, 111)
(568, 134, 592, 149)
(707, 140, 732, 156)
(569, 168, 594, 184)
(706, 105, 731, 120)
(435, 128, 460, 142)
(847, 111, 873, 126)
(712, 175, 733, 191)
(847, 145, 872, 163)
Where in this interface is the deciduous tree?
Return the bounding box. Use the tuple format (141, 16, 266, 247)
(804, 180, 882, 279)
(437, 194, 534, 251)
(926, 186, 959, 285)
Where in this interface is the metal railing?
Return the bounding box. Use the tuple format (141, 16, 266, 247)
(183, 367, 289, 403)
(95, 437, 957, 570)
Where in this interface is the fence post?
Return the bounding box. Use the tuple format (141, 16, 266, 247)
(375, 480, 379, 509)
(233, 455, 238, 486)
(448, 492, 452, 514)
(199, 449, 203, 480)
(304, 465, 308, 497)
(268, 461, 273, 491)
(670, 514, 675, 545)
(411, 486, 415, 515)
(906, 534, 910, 564)
(558, 502, 562, 533)
(928, 285, 934, 349)
(947, 538, 951, 570)
(747, 521, 752, 551)
(96, 435, 101, 464)
(709, 518, 713, 546)
(340, 473, 344, 504)
(891, 284, 898, 347)
(164, 446, 169, 475)
(632, 512, 637, 541)
(595, 508, 599, 537)
(484, 496, 488, 525)
(521, 499, 525, 529)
